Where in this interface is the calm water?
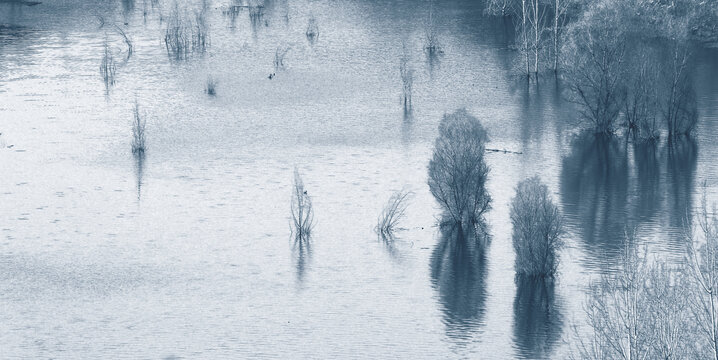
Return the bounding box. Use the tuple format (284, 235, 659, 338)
(1, 0, 717, 358)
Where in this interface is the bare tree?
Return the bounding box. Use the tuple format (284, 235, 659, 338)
(685, 185, 718, 360)
(399, 44, 414, 113)
(662, 41, 697, 140)
(562, 14, 626, 134)
(428, 109, 491, 228)
(572, 235, 694, 359)
(510, 176, 563, 277)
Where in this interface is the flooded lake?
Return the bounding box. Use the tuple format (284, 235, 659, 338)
(1, 0, 717, 358)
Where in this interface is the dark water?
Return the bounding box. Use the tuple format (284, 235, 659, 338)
(1, 0, 717, 358)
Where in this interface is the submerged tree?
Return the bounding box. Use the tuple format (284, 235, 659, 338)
(510, 177, 563, 278)
(562, 10, 626, 134)
(428, 109, 491, 228)
(290, 168, 314, 241)
(661, 41, 697, 140)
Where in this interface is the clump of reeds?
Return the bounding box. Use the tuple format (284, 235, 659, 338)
(100, 41, 116, 89)
(205, 75, 217, 96)
(376, 189, 413, 240)
(291, 168, 314, 241)
(131, 102, 146, 154)
(164, 2, 209, 60)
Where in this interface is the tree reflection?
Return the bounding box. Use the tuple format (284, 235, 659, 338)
(560, 133, 629, 260)
(512, 275, 562, 359)
(292, 236, 311, 286)
(133, 151, 145, 201)
(666, 137, 697, 229)
(430, 223, 487, 342)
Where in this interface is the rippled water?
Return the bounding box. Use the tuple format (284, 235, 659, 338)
(1, 0, 717, 358)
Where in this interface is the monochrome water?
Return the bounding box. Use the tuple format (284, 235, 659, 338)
(1, 0, 718, 358)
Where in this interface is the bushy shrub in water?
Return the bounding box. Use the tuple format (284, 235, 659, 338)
(428, 109, 491, 226)
(510, 177, 563, 277)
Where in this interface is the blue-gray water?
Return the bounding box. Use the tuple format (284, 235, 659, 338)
(1, 0, 717, 358)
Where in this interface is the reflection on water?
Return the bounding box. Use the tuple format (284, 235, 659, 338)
(666, 137, 697, 228)
(134, 151, 145, 201)
(430, 224, 487, 343)
(561, 133, 629, 262)
(292, 236, 311, 285)
(561, 132, 699, 267)
(512, 275, 562, 359)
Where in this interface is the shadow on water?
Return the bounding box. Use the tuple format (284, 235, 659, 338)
(292, 236, 311, 286)
(560, 133, 629, 263)
(561, 132, 699, 267)
(666, 137, 698, 228)
(633, 140, 662, 222)
(430, 223, 487, 343)
(512, 275, 563, 360)
(133, 151, 145, 201)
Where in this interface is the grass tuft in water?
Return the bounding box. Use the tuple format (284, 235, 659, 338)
(376, 189, 413, 240)
(205, 75, 217, 96)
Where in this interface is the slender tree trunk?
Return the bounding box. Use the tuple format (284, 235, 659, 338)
(553, 0, 559, 73)
(522, 0, 529, 79)
(533, 0, 539, 76)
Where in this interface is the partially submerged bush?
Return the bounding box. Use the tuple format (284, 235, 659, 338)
(131, 102, 146, 154)
(376, 189, 413, 239)
(428, 109, 491, 226)
(291, 168, 314, 241)
(205, 75, 217, 96)
(510, 177, 563, 278)
(305, 15, 319, 44)
(274, 46, 290, 72)
(562, 10, 626, 134)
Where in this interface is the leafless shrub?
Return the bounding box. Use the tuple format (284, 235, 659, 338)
(376, 189, 413, 239)
(428, 109, 491, 227)
(562, 11, 626, 134)
(572, 236, 694, 359)
(510, 176, 563, 278)
(684, 184, 718, 360)
(131, 102, 146, 154)
(291, 168, 314, 241)
(662, 42, 697, 140)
